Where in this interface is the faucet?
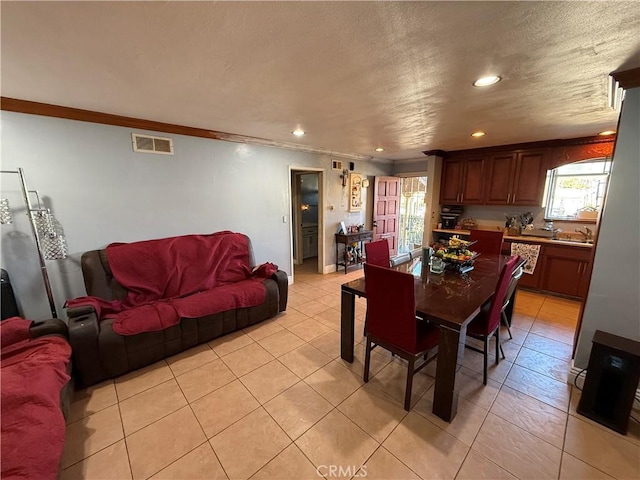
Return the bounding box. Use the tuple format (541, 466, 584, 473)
(575, 227, 593, 242)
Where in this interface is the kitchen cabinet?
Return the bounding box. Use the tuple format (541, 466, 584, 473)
(539, 245, 591, 299)
(439, 156, 485, 205)
(502, 240, 591, 299)
(485, 149, 547, 206)
(302, 226, 318, 259)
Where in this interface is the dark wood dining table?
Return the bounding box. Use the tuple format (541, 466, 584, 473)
(340, 254, 524, 422)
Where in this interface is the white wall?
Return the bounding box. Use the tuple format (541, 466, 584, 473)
(0, 111, 392, 319)
(574, 87, 640, 368)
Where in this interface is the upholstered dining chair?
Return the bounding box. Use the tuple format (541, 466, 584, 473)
(409, 247, 423, 260)
(364, 239, 390, 267)
(363, 263, 439, 410)
(500, 264, 524, 339)
(469, 229, 505, 255)
(465, 255, 521, 385)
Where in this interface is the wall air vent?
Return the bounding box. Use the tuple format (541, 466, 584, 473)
(132, 133, 174, 155)
(332, 160, 343, 171)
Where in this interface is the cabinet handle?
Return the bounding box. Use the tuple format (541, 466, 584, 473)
(507, 193, 511, 203)
(512, 193, 516, 204)
(460, 193, 464, 202)
(578, 264, 583, 274)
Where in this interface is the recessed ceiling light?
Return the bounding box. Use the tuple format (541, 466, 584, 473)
(374, 147, 384, 152)
(292, 129, 305, 137)
(598, 130, 616, 136)
(473, 76, 501, 87)
(471, 131, 486, 137)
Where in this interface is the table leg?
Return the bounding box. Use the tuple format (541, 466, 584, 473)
(432, 324, 466, 422)
(340, 289, 355, 362)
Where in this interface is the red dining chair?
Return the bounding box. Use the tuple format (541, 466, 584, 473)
(465, 255, 521, 385)
(500, 264, 524, 339)
(365, 239, 390, 267)
(469, 229, 505, 255)
(363, 263, 439, 410)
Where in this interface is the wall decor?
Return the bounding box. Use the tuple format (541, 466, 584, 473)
(350, 173, 363, 212)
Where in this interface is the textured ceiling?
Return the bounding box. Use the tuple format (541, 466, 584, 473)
(2, 1, 639, 161)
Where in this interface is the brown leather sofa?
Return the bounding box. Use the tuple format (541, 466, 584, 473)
(66, 234, 288, 387)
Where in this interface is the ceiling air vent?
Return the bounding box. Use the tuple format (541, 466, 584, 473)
(132, 133, 174, 155)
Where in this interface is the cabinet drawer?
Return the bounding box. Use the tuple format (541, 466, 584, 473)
(544, 245, 591, 261)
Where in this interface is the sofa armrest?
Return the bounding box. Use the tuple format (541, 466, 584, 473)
(30, 318, 69, 339)
(271, 270, 288, 312)
(67, 311, 103, 387)
(66, 304, 97, 318)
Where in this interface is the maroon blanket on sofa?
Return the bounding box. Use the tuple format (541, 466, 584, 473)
(66, 231, 268, 335)
(1, 317, 71, 480)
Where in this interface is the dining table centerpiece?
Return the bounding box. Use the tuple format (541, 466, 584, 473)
(431, 235, 478, 273)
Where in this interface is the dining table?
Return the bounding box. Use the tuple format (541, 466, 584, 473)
(340, 254, 525, 422)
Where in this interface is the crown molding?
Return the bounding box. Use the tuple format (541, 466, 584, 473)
(0, 97, 377, 162)
(424, 135, 614, 158)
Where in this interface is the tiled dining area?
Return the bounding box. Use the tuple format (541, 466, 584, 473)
(60, 261, 640, 479)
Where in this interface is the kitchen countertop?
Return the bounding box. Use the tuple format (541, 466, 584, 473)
(432, 228, 593, 248)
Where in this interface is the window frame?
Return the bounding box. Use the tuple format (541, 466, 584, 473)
(544, 159, 611, 222)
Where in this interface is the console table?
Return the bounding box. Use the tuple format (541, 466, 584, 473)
(335, 230, 373, 274)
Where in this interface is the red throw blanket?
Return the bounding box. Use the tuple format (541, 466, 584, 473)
(1, 317, 71, 480)
(66, 232, 270, 335)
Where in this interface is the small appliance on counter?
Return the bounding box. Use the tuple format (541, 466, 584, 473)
(440, 205, 464, 229)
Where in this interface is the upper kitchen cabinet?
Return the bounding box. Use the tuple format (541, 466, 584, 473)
(439, 156, 485, 204)
(429, 136, 614, 208)
(485, 149, 547, 206)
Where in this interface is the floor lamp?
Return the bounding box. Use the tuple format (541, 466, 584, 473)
(0, 168, 67, 318)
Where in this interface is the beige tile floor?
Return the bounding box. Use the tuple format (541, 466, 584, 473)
(61, 260, 640, 480)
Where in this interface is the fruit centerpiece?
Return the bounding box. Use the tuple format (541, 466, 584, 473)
(431, 235, 478, 272)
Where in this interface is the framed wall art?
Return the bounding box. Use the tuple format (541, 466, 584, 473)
(349, 173, 363, 212)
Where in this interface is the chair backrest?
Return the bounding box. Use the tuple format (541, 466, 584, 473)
(364, 263, 417, 353)
(365, 239, 390, 267)
(501, 265, 523, 311)
(409, 248, 422, 260)
(390, 253, 411, 267)
(469, 230, 505, 255)
(484, 255, 521, 334)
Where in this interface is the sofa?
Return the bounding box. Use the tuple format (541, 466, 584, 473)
(66, 231, 288, 386)
(1, 316, 73, 480)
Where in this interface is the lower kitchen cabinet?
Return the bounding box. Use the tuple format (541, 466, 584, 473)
(540, 245, 591, 299)
(503, 240, 592, 300)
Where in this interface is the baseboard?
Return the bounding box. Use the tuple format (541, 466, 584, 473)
(568, 361, 587, 390)
(287, 275, 293, 285)
(323, 264, 337, 274)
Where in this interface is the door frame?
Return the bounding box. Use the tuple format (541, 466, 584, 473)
(288, 166, 325, 282)
(395, 173, 430, 252)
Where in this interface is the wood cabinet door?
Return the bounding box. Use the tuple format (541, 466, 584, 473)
(541, 256, 582, 298)
(577, 261, 591, 298)
(484, 153, 516, 204)
(512, 150, 547, 206)
(373, 176, 400, 256)
(461, 157, 486, 204)
(440, 159, 463, 204)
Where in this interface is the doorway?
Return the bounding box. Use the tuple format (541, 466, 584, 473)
(397, 176, 428, 254)
(290, 168, 324, 279)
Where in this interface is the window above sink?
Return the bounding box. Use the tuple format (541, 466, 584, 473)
(544, 159, 611, 222)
